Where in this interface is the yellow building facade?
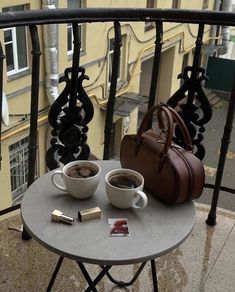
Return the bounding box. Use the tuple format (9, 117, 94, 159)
(0, 0, 217, 211)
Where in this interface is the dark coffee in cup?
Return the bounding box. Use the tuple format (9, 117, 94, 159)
(67, 165, 97, 178)
(51, 161, 101, 199)
(105, 168, 148, 209)
(109, 174, 140, 189)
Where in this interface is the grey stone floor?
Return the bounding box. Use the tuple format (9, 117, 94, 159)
(1, 203, 235, 291)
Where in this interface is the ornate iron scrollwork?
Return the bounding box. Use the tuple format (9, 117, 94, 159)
(166, 24, 213, 160)
(167, 66, 212, 160)
(46, 66, 94, 170)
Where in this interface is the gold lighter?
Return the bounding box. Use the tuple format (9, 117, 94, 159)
(78, 207, 101, 222)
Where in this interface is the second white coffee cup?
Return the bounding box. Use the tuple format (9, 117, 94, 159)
(105, 168, 148, 209)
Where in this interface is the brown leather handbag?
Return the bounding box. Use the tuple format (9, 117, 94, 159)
(120, 104, 205, 204)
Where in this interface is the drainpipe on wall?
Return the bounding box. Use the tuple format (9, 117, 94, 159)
(210, 0, 221, 49)
(42, 0, 60, 169)
(42, 0, 60, 104)
(220, 0, 233, 55)
(1, 92, 9, 126)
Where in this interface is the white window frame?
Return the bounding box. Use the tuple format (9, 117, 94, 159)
(3, 6, 29, 76)
(67, 0, 85, 55)
(67, 23, 84, 55)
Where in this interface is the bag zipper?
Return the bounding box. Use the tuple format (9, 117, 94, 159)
(145, 131, 182, 149)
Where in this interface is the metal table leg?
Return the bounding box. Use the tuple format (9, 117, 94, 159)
(46, 256, 64, 292)
(46, 258, 159, 291)
(151, 259, 159, 292)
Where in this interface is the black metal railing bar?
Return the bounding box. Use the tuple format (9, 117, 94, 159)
(103, 21, 121, 160)
(0, 8, 235, 28)
(27, 25, 41, 189)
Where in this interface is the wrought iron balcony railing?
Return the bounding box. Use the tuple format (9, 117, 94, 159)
(0, 8, 235, 228)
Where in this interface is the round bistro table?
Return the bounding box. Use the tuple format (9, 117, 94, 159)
(21, 160, 195, 292)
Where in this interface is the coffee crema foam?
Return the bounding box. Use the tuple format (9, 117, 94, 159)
(67, 165, 97, 178)
(109, 174, 140, 189)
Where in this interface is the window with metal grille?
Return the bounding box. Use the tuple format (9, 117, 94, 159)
(3, 5, 29, 76)
(67, 0, 85, 55)
(9, 137, 37, 205)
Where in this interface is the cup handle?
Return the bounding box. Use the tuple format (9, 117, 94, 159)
(51, 169, 67, 192)
(133, 190, 148, 209)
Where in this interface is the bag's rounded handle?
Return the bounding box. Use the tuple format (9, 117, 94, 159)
(158, 103, 193, 151)
(136, 105, 174, 157)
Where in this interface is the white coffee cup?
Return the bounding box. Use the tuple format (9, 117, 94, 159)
(105, 168, 148, 209)
(51, 161, 101, 199)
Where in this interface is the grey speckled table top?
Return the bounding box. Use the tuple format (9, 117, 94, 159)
(21, 160, 195, 266)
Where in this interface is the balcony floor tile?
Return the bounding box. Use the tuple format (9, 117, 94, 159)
(0, 203, 235, 292)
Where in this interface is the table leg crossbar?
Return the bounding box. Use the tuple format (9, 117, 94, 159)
(46, 256, 158, 292)
(100, 262, 147, 287)
(77, 262, 112, 292)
